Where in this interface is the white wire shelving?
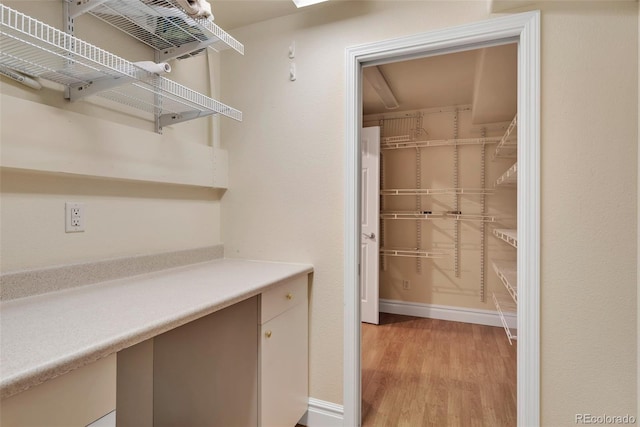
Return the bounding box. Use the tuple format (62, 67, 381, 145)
(493, 228, 517, 248)
(492, 260, 517, 303)
(496, 162, 518, 186)
(380, 211, 496, 222)
(493, 114, 517, 159)
(379, 247, 449, 259)
(0, 4, 242, 129)
(380, 188, 495, 196)
(381, 136, 501, 150)
(68, 0, 244, 61)
(492, 292, 517, 345)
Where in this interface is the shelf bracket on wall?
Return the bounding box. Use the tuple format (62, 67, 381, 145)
(453, 108, 460, 277)
(480, 127, 487, 302)
(379, 120, 387, 272)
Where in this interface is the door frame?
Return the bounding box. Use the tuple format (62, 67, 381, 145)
(343, 11, 540, 427)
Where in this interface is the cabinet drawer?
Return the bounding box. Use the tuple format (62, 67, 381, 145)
(260, 275, 307, 324)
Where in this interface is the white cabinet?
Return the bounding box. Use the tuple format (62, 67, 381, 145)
(259, 276, 309, 427)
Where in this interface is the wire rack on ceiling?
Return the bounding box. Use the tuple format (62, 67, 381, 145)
(0, 4, 242, 128)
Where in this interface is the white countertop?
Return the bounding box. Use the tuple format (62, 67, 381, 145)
(0, 258, 313, 399)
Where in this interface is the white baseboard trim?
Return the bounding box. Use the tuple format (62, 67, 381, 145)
(299, 397, 344, 427)
(379, 299, 517, 330)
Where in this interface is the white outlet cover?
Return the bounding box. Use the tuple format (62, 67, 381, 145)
(65, 202, 85, 233)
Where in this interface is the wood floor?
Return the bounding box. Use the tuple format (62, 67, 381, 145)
(361, 313, 516, 427)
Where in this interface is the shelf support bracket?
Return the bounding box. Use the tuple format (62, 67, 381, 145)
(66, 0, 110, 19)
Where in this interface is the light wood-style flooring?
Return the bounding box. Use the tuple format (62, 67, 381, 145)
(361, 313, 516, 427)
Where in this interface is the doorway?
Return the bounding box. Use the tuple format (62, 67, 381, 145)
(344, 11, 540, 427)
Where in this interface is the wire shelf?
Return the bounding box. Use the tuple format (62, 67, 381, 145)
(493, 114, 517, 159)
(0, 4, 242, 127)
(380, 188, 495, 196)
(380, 211, 496, 222)
(380, 211, 442, 220)
(492, 292, 517, 345)
(445, 212, 496, 222)
(492, 260, 517, 303)
(380, 247, 449, 259)
(493, 228, 517, 248)
(381, 136, 501, 150)
(72, 0, 244, 60)
(496, 162, 517, 186)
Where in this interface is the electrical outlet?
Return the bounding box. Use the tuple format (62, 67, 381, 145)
(402, 280, 410, 290)
(65, 202, 85, 233)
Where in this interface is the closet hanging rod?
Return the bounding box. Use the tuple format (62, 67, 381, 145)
(380, 248, 449, 259)
(381, 188, 495, 196)
(381, 136, 501, 149)
(380, 211, 496, 222)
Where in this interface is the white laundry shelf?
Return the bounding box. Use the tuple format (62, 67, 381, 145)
(0, 4, 242, 129)
(70, 0, 244, 60)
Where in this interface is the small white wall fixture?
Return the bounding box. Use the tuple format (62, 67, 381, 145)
(344, 11, 540, 427)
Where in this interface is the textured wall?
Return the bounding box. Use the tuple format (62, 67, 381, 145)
(0, 1, 226, 273)
(220, 0, 501, 406)
(539, 2, 638, 424)
(221, 0, 639, 421)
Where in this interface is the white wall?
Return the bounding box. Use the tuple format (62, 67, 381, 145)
(539, 2, 637, 423)
(220, 0, 507, 406)
(221, 0, 639, 421)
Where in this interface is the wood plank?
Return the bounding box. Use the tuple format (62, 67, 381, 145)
(361, 313, 516, 427)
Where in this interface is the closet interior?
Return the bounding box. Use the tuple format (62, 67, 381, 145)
(362, 43, 519, 342)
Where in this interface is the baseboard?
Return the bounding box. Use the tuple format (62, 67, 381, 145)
(299, 397, 344, 427)
(379, 299, 517, 329)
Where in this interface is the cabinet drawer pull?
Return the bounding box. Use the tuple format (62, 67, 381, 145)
(265, 330, 272, 338)
(286, 293, 293, 300)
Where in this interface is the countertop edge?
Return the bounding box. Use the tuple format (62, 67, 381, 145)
(0, 260, 313, 399)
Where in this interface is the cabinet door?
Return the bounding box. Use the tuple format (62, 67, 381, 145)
(260, 301, 308, 427)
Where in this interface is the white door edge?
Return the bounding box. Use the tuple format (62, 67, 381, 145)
(343, 10, 540, 427)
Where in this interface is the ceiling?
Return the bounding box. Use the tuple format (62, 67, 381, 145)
(363, 43, 518, 123)
(211, 1, 306, 29)
(210, 1, 517, 125)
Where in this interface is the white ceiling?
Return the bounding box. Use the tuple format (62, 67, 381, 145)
(363, 44, 517, 124)
(212, 1, 306, 29)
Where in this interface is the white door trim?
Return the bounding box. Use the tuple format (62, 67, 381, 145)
(343, 11, 540, 427)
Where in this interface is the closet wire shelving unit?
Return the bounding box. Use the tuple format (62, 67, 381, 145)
(490, 114, 518, 344)
(0, 3, 243, 132)
(377, 111, 502, 301)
